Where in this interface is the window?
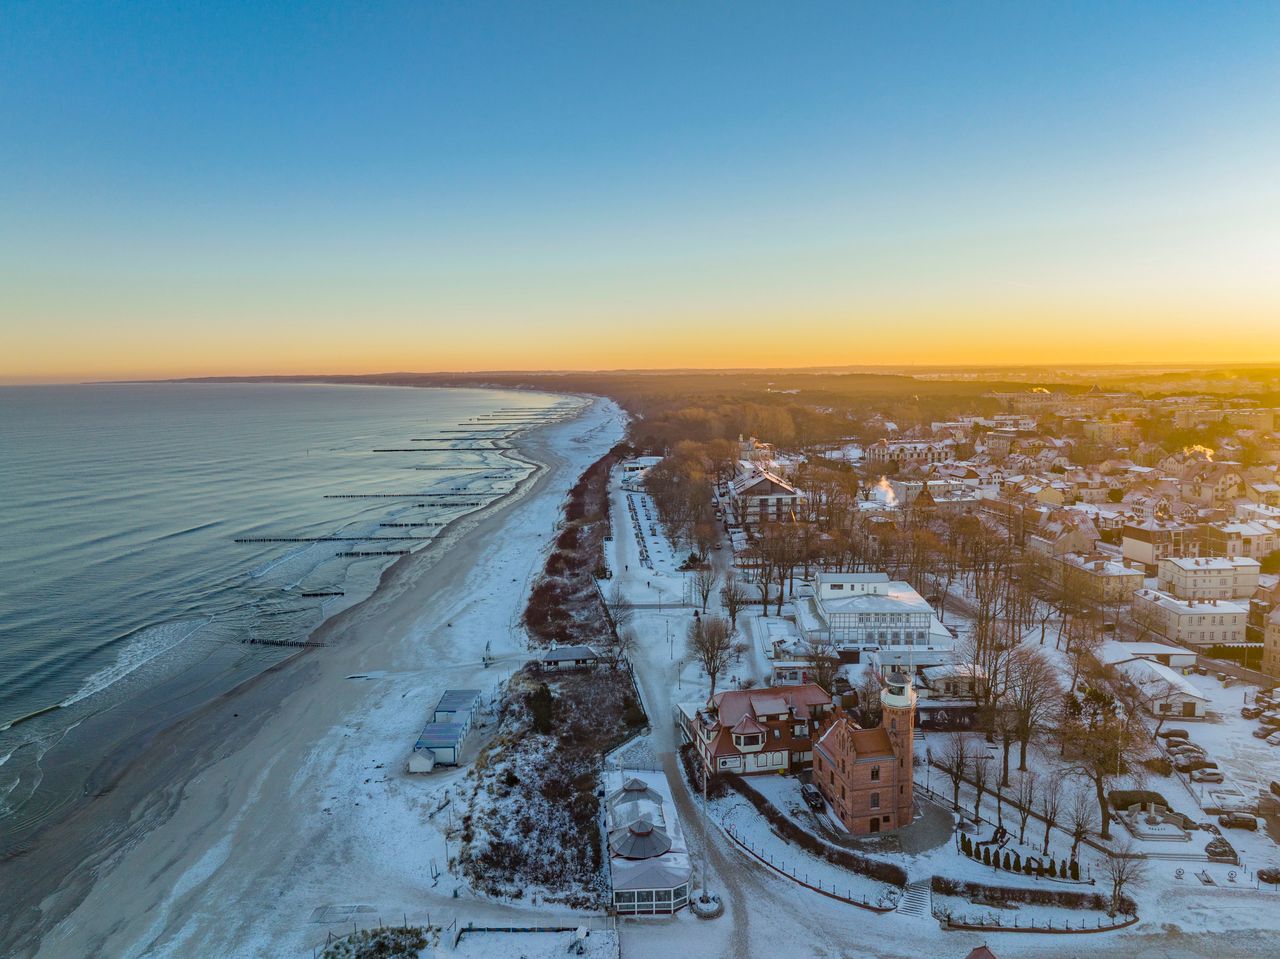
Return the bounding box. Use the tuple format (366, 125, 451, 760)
(773, 728, 781, 739)
(870, 766, 880, 782)
(870, 792, 880, 809)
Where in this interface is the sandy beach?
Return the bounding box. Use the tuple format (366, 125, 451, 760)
(0, 393, 625, 959)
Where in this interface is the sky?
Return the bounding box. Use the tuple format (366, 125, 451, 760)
(2, 1, 1280, 382)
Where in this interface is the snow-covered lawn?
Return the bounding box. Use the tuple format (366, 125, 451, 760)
(710, 792, 902, 908)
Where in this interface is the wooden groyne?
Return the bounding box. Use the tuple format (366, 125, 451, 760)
(246, 637, 326, 648)
(235, 536, 425, 543)
(1, 702, 62, 731)
(379, 522, 445, 527)
(300, 591, 344, 597)
(322, 493, 485, 499)
(335, 550, 410, 557)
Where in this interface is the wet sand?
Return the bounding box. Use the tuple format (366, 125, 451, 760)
(0, 395, 624, 958)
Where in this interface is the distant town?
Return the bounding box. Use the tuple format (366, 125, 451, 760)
(294, 370, 1280, 958)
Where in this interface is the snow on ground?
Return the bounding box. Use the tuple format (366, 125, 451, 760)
(453, 927, 618, 958)
(710, 791, 902, 908)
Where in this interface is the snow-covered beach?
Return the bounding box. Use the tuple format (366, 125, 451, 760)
(1, 393, 626, 959)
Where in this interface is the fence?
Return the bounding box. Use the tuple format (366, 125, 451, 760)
(938, 912, 1139, 934)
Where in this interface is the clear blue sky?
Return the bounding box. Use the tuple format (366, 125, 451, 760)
(3, 1, 1279, 379)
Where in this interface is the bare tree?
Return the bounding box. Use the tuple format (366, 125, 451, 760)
(693, 566, 720, 614)
(803, 636, 841, 695)
(971, 754, 990, 825)
(606, 582, 634, 632)
(1059, 686, 1147, 840)
(1006, 645, 1060, 770)
(1038, 772, 1064, 855)
(1101, 837, 1147, 916)
(856, 670, 883, 727)
(1014, 770, 1038, 844)
(719, 575, 749, 633)
(1066, 787, 1098, 859)
(938, 732, 970, 812)
(600, 627, 637, 669)
(689, 615, 733, 700)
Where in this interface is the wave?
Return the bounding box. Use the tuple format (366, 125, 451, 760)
(60, 619, 210, 708)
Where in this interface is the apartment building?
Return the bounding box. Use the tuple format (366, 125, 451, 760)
(1131, 589, 1247, 647)
(1157, 556, 1261, 600)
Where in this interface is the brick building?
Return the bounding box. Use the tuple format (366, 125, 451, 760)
(812, 674, 916, 835)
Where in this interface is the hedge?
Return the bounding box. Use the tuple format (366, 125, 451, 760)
(1108, 789, 1169, 810)
(722, 774, 908, 887)
(931, 876, 1135, 915)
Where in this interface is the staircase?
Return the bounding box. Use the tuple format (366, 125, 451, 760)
(897, 878, 933, 918)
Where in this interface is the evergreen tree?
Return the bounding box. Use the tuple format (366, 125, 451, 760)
(1048, 859, 1058, 878)
(1002, 852, 1011, 871)
(1070, 860, 1080, 881)
(982, 847, 992, 866)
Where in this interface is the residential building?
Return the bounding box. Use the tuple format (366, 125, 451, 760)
(1082, 419, 1140, 445)
(865, 439, 956, 468)
(1264, 608, 1280, 679)
(1157, 556, 1261, 600)
(1026, 513, 1101, 557)
(728, 464, 801, 525)
(684, 684, 835, 777)
(813, 673, 915, 835)
(1054, 551, 1145, 605)
(1201, 520, 1280, 560)
(1121, 519, 1198, 572)
(1131, 589, 1247, 647)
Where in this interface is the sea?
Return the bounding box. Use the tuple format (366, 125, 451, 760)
(0, 382, 569, 844)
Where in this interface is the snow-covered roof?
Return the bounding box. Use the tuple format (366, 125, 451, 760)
(541, 644, 600, 662)
(1133, 589, 1248, 615)
(1098, 640, 1194, 666)
(1115, 658, 1210, 704)
(1161, 556, 1260, 572)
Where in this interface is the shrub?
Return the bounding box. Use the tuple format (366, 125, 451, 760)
(1108, 789, 1169, 811)
(1012, 851, 1021, 872)
(930, 877, 1134, 914)
(1142, 757, 1173, 777)
(1048, 859, 1057, 877)
(1069, 859, 1080, 881)
(723, 774, 908, 887)
(982, 847, 992, 866)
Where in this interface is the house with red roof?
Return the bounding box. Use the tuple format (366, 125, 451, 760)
(685, 683, 836, 777)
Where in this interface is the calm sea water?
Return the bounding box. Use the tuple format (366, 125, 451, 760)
(0, 382, 564, 836)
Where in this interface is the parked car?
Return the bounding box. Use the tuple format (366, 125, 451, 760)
(1253, 727, 1274, 739)
(1168, 743, 1205, 758)
(1219, 812, 1259, 831)
(1242, 706, 1264, 720)
(801, 783, 825, 810)
(1158, 728, 1190, 740)
(1191, 768, 1224, 783)
(1267, 732, 1280, 747)
(1175, 757, 1215, 773)
(1258, 867, 1280, 885)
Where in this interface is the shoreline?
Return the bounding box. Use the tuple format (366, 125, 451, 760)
(0, 390, 624, 958)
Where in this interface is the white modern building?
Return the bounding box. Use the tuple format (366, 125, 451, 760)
(796, 571, 956, 671)
(1157, 556, 1261, 601)
(1131, 589, 1248, 647)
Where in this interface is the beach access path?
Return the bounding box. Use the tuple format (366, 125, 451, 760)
(6, 396, 625, 959)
